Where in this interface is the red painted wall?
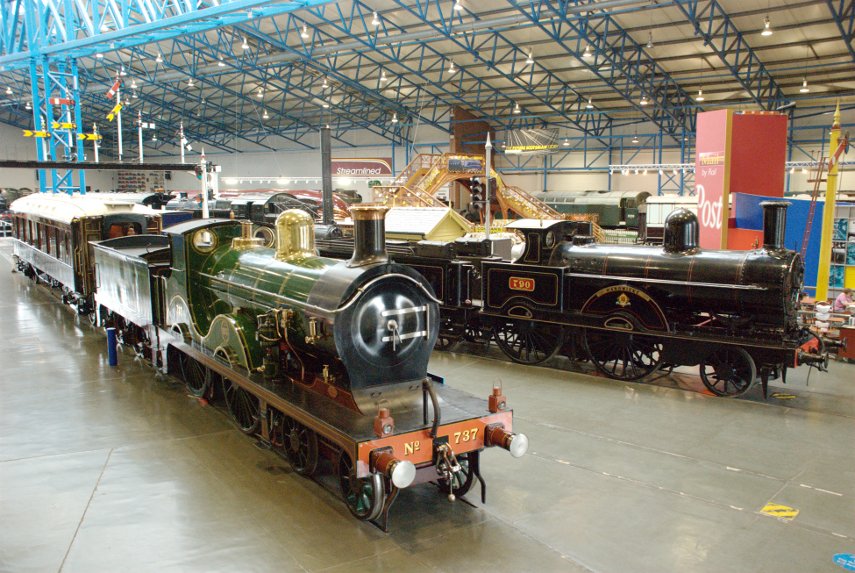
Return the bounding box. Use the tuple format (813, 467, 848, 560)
(730, 113, 787, 198)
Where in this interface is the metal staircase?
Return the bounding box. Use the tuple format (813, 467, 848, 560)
(374, 153, 605, 241)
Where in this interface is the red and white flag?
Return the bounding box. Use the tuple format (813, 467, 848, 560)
(48, 97, 74, 106)
(105, 79, 121, 99)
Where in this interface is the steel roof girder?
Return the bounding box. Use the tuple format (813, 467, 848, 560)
(674, 0, 787, 109)
(235, 17, 455, 140)
(511, 0, 696, 139)
(430, 3, 606, 134)
(301, 0, 608, 138)
(826, 0, 855, 62)
(0, 0, 337, 69)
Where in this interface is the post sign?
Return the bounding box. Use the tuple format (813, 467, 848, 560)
(330, 158, 392, 177)
(695, 110, 734, 249)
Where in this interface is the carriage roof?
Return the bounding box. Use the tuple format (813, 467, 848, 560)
(504, 219, 567, 230)
(11, 192, 160, 225)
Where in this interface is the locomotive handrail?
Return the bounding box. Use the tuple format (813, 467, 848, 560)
(564, 272, 768, 290)
(203, 271, 441, 316)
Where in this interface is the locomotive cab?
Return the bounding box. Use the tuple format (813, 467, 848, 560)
(504, 219, 593, 265)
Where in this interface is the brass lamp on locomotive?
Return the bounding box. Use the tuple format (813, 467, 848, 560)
(91, 204, 529, 527)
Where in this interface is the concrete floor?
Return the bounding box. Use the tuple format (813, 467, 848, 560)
(1, 239, 854, 573)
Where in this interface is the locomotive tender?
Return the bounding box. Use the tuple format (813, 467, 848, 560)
(9, 198, 528, 528)
(319, 202, 825, 398)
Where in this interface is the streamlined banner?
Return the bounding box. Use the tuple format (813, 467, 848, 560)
(330, 158, 393, 177)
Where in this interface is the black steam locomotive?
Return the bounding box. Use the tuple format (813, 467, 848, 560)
(10, 200, 528, 529)
(320, 202, 825, 398)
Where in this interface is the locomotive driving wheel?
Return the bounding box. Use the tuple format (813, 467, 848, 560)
(584, 329, 664, 381)
(180, 353, 211, 398)
(494, 320, 564, 365)
(272, 415, 318, 476)
(338, 452, 385, 521)
(699, 347, 757, 397)
(224, 379, 260, 434)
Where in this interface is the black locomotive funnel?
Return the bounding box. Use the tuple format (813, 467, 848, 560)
(760, 201, 790, 251)
(347, 205, 390, 267)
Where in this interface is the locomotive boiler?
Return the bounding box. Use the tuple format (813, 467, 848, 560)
(166, 207, 438, 414)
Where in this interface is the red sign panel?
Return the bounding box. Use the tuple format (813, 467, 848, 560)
(695, 110, 733, 249)
(331, 158, 392, 177)
(509, 277, 535, 292)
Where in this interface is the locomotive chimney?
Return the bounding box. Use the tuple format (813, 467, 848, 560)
(662, 208, 699, 254)
(760, 201, 790, 251)
(347, 205, 390, 267)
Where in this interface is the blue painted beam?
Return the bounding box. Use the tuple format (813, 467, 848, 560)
(826, 0, 855, 62)
(0, 0, 336, 70)
(673, 0, 788, 110)
(508, 0, 697, 142)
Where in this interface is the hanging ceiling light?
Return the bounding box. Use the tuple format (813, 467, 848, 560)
(155, 53, 163, 63)
(371, 11, 380, 26)
(512, 102, 521, 114)
(25, 101, 32, 110)
(800, 78, 810, 93)
(790, 166, 796, 174)
(453, 0, 463, 12)
(562, 138, 570, 147)
(119, 66, 127, 76)
(218, 58, 226, 67)
(257, 87, 264, 98)
(525, 51, 534, 66)
(301, 24, 310, 39)
(241, 37, 250, 51)
(187, 78, 195, 87)
(322, 101, 330, 108)
(5, 86, 13, 95)
(695, 88, 704, 102)
(130, 79, 138, 89)
(586, 98, 594, 109)
(448, 60, 457, 73)
(391, 112, 399, 123)
(322, 77, 328, 88)
(583, 45, 592, 58)
(262, 110, 269, 119)
(632, 133, 639, 144)
(640, 94, 648, 106)
(151, 133, 157, 141)
(95, 53, 104, 59)
(646, 32, 653, 49)
(761, 15, 773, 36)
(380, 70, 388, 83)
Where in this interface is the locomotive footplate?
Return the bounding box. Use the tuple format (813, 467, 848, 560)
(171, 339, 518, 480)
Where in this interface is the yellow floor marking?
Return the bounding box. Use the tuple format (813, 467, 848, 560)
(760, 503, 799, 521)
(771, 392, 797, 400)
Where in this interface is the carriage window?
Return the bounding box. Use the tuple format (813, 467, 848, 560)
(191, 228, 218, 253)
(44, 226, 51, 254)
(36, 223, 42, 249)
(28, 221, 33, 245)
(107, 222, 142, 239)
(55, 228, 63, 260)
